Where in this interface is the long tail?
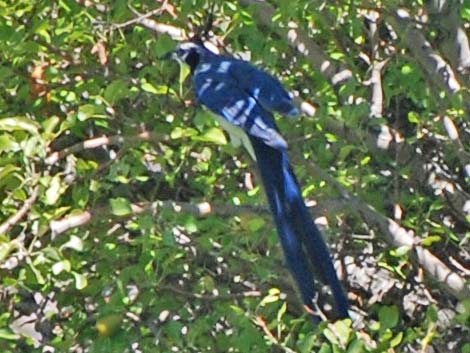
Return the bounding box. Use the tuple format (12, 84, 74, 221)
(249, 137, 349, 319)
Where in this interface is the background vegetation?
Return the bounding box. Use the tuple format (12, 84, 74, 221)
(0, 0, 469, 352)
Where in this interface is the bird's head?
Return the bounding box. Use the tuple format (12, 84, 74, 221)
(163, 42, 208, 71)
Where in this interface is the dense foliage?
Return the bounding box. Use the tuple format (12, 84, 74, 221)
(0, 0, 469, 352)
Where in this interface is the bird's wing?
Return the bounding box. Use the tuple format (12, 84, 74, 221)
(194, 69, 288, 151)
(229, 59, 299, 116)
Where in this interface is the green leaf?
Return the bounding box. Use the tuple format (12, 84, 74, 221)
(0, 165, 19, 180)
(332, 319, 352, 346)
(28, 260, 45, 284)
(360, 156, 371, 166)
(0, 240, 18, 262)
(323, 327, 339, 345)
(463, 343, 470, 353)
(260, 288, 280, 305)
(73, 272, 88, 290)
(196, 127, 228, 145)
(390, 331, 403, 347)
(422, 235, 442, 247)
(0, 328, 20, 340)
(298, 333, 317, 353)
(45, 175, 63, 205)
(52, 259, 71, 275)
(426, 305, 438, 322)
(325, 133, 337, 142)
(110, 198, 133, 216)
(0, 134, 15, 152)
(0, 117, 39, 135)
(401, 64, 414, 75)
(153, 34, 175, 57)
(408, 111, 420, 123)
(347, 338, 365, 353)
(338, 145, 355, 161)
(141, 81, 168, 95)
(318, 343, 332, 353)
(104, 79, 129, 104)
(245, 217, 265, 232)
(393, 245, 411, 257)
(378, 305, 399, 330)
(276, 302, 287, 322)
(77, 104, 102, 121)
(41, 115, 60, 136)
(171, 126, 198, 139)
(200, 275, 215, 292)
(61, 235, 84, 252)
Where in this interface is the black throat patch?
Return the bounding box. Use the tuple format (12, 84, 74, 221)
(185, 50, 200, 72)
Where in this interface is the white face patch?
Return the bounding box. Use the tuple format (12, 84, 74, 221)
(177, 42, 201, 52)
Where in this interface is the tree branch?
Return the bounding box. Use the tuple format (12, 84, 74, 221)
(159, 285, 261, 301)
(425, 0, 470, 78)
(127, 5, 185, 40)
(442, 115, 470, 177)
(325, 116, 470, 225)
(237, 0, 353, 86)
(0, 186, 39, 235)
(49, 200, 270, 236)
(305, 161, 470, 300)
(387, 9, 460, 94)
(45, 131, 164, 165)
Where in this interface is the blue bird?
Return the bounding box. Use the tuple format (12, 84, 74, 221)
(166, 42, 349, 319)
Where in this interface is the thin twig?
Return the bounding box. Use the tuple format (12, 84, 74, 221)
(305, 160, 470, 300)
(128, 5, 185, 39)
(159, 285, 261, 301)
(253, 316, 298, 353)
(49, 200, 270, 236)
(237, 0, 352, 86)
(111, 7, 165, 31)
(0, 186, 39, 235)
(45, 131, 163, 165)
(442, 116, 470, 177)
(387, 9, 460, 94)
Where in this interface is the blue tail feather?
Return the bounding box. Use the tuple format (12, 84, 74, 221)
(250, 137, 349, 318)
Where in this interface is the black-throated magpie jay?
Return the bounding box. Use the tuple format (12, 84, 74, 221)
(165, 42, 349, 319)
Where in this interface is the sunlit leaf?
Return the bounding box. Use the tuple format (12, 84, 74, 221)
(52, 259, 71, 275)
(45, 174, 63, 205)
(0, 328, 20, 340)
(141, 81, 169, 95)
(73, 272, 88, 290)
(109, 198, 132, 216)
(196, 127, 228, 145)
(61, 235, 84, 252)
(0, 117, 39, 135)
(0, 134, 15, 152)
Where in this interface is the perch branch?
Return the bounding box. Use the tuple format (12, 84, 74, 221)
(49, 200, 270, 236)
(387, 9, 460, 94)
(305, 161, 470, 300)
(0, 186, 39, 235)
(159, 285, 261, 301)
(237, 0, 353, 86)
(46, 131, 164, 165)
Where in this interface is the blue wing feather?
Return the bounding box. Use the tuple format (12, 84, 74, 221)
(194, 65, 288, 151)
(230, 60, 299, 116)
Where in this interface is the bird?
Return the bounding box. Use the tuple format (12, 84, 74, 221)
(164, 41, 349, 319)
